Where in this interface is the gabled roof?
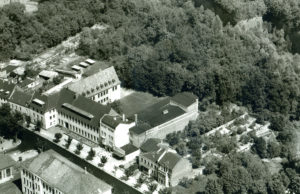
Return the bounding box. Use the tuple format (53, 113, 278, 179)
(0, 80, 16, 99)
(68, 66, 120, 95)
(2, 65, 18, 73)
(9, 89, 33, 107)
(129, 99, 186, 135)
(0, 154, 15, 170)
(140, 138, 161, 153)
(19, 77, 35, 88)
(22, 150, 111, 194)
(121, 144, 139, 155)
(171, 92, 198, 107)
(101, 115, 123, 129)
(141, 149, 182, 170)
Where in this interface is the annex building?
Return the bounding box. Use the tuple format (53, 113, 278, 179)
(21, 150, 112, 194)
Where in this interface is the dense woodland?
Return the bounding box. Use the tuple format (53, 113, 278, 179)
(1, 0, 300, 193)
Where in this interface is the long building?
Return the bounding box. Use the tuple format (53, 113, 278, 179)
(21, 150, 112, 194)
(129, 92, 199, 147)
(67, 66, 121, 105)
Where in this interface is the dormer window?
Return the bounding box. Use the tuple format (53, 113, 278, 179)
(163, 110, 168, 115)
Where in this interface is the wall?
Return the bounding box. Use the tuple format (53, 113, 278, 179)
(0, 166, 13, 184)
(114, 122, 135, 148)
(91, 84, 120, 105)
(169, 159, 192, 186)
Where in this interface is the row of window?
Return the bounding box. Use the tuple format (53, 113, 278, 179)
(0, 168, 11, 180)
(59, 113, 98, 131)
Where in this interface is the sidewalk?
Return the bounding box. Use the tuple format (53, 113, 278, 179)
(28, 126, 159, 193)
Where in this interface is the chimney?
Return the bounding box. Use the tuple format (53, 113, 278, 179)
(84, 167, 87, 174)
(122, 114, 125, 122)
(134, 114, 138, 125)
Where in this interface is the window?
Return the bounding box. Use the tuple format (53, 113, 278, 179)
(6, 168, 11, 177)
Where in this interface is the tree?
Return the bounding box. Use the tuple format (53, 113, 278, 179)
(75, 143, 83, 155)
(158, 188, 172, 194)
(35, 120, 42, 132)
(205, 178, 224, 194)
(148, 183, 157, 192)
(86, 147, 96, 160)
(53, 133, 62, 143)
(267, 141, 281, 158)
(64, 136, 72, 149)
(25, 115, 31, 127)
(252, 137, 267, 158)
(101, 156, 107, 164)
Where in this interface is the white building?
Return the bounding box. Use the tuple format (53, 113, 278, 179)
(0, 154, 15, 184)
(67, 66, 121, 105)
(21, 150, 112, 194)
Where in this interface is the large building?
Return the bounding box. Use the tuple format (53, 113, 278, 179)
(0, 154, 15, 184)
(67, 66, 121, 105)
(21, 150, 112, 194)
(129, 92, 199, 147)
(139, 146, 192, 187)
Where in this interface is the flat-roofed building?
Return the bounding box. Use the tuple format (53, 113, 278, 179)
(130, 92, 198, 147)
(67, 66, 121, 105)
(0, 154, 15, 184)
(21, 150, 112, 194)
(38, 70, 58, 80)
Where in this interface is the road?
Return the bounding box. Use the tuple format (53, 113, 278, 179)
(16, 129, 141, 194)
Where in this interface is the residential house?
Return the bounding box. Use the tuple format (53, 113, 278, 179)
(0, 154, 15, 184)
(0, 65, 18, 79)
(67, 66, 121, 105)
(21, 149, 112, 194)
(99, 114, 136, 157)
(130, 92, 198, 147)
(19, 77, 39, 89)
(139, 147, 192, 187)
(9, 88, 33, 116)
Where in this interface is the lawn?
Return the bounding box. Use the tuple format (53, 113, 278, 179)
(119, 91, 166, 117)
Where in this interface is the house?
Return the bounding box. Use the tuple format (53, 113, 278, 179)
(67, 66, 121, 105)
(0, 154, 15, 184)
(139, 147, 192, 187)
(9, 88, 34, 116)
(0, 80, 15, 106)
(0, 65, 18, 79)
(129, 92, 198, 147)
(38, 70, 58, 80)
(140, 138, 162, 153)
(21, 150, 112, 194)
(19, 77, 39, 89)
(99, 114, 136, 157)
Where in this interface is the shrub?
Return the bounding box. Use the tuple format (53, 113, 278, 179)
(148, 183, 158, 192)
(101, 156, 107, 164)
(53, 133, 62, 143)
(86, 148, 96, 160)
(64, 136, 72, 149)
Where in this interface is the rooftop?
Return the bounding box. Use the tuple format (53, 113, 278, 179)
(68, 66, 120, 96)
(121, 144, 139, 155)
(0, 80, 15, 99)
(9, 89, 33, 107)
(101, 115, 124, 129)
(2, 65, 18, 73)
(19, 77, 35, 88)
(39, 70, 58, 79)
(140, 138, 161, 153)
(0, 182, 22, 194)
(0, 154, 15, 170)
(22, 150, 112, 194)
(171, 92, 198, 107)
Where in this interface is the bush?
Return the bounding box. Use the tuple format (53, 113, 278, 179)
(64, 136, 72, 149)
(75, 150, 81, 155)
(148, 183, 158, 192)
(125, 164, 138, 177)
(101, 156, 107, 164)
(53, 133, 62, 143)
(86, 148, 96, 160)
(237, 127, 246, 135)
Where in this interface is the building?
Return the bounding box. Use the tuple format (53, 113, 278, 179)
(0, 154, 15, 184)
(139, 147, 192, 187)
(21, 150, 112, 194)
(129, 92, 198, 147)
(140, 138, 162, 153)
(18, 77, 39, 89)
(0, 80, 15, 106)
(67, 66, 121, 105)
(38, 70, 58, 80)
(9, 88, 34, 116)
(0, 65, 18, 79)
(99, 114, 136, 156)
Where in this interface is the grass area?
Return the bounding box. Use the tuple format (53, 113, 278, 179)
(173, 175, 208, 194)
(120, 91, 166, 117)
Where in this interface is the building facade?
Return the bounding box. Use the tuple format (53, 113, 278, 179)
(139, 148, 192, 187)
(21, 150, 112, 194)
(0, 154, 15, 184)
(67, 66, 121, 105)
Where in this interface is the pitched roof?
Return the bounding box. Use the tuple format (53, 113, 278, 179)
(140, 138, 161, 153)
(141, 149, 182, 170)
(171, 92, 198, 107)
(0, 154, 15, 169)
(19, 77, 35, 88)
(2, 65, 18, 73)
(101, 115, 123, 129)
(68, 66, 120, 95)
(129, 99, 186, 135)
(9, 89, 33, 106)
(0, 80, 15, 99)
(121, 144, 139, 155)
(22, 150, 112, 194)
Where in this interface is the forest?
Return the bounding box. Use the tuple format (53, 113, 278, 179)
(0, 0, 300, 193)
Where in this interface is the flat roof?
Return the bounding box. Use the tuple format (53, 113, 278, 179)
(0, 154, 15, 170)
(71, 65, 82, 71)
(33, 98, 45, 106)
(85, 59, 95, 64)
(79, 62, 89, 68)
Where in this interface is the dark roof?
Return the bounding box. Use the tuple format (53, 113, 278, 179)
(101, 115, 123, 129)
(121, 144, 139, 155)
(0, 182, 22, 194)
(22, 150, 112, 194)
(2, 65, 18, 73)
(171, 92, 198, 107)
(141, 149, 182, 170)
(0, 154, 15, 169)
(129, 99, 186, 135)
(29, 90, 63, 113)
(19, 78, 34, 88)
(0, 80, 15, 99)
(158, 152, 181, 170)
(140, 138, 161, 153)
(9, 89, 33, 106)
(58, 89, 112, 127)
